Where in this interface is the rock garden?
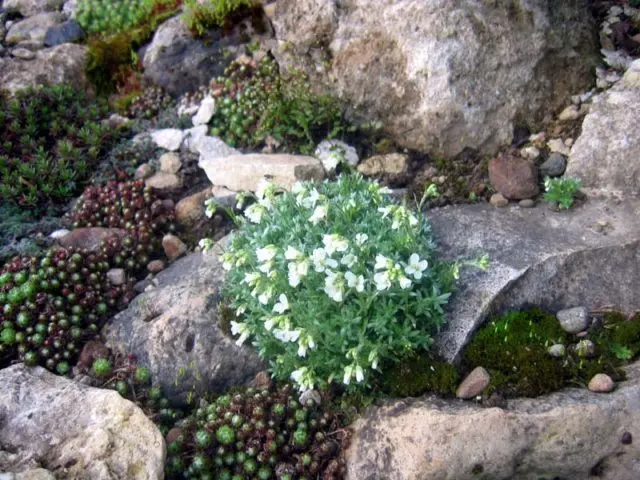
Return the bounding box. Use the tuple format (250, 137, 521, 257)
(1, 0, 640, 479)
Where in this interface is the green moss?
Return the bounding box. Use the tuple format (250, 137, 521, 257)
(379, 353, 460, 397)
(462, 308, 639, 398)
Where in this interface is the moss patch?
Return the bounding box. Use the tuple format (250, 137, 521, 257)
(379, 353, 460, 398)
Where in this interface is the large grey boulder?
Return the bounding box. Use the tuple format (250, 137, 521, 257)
(566, 86, 640, 196)
(0, 364, 165, 479)
(345, 361, 640, 480)
(142, 15, 258, 96)
(428, 198, 640, 362)
(272, 0, 598, 158)
(2, 0, 63, 17)
(0, 44, 89, 94)
(103, 243, 265, 405)
(5, 12, 64, 45)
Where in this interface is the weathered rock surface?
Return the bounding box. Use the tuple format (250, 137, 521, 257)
(0, 44, 89, 94)
(142, 15, 257, 96)
(175, 186, 235, 232)
(5, 13, 64, 45)
(272, 0, 598, 158)
(357, 153, 409, 185)
(200, 154, 325, 191)
(2, 0, 63, 16)
(57, 227, 126, 252)
(44, 19, 84, 47)
(428, 198, 640, 362)
(566, 86, 640, 196)
(345, 361, 640, 480)
(0, 364, 165, 479)
(103, 245, 265, 405)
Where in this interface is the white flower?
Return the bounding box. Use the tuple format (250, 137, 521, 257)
(408, 213, 418, 226)
(243, 272, 260, 286)
(230, 321, 250, 346)
(405, 253, 428, 280)
(355, 365, 364, 383)
(290, 366, 307, 384)
(374, 271, 391, 291)
(245, 203, 265, 224)
(311, 248, 338, 272)
(343, 365, 353, 385)
(324, 271, 345, 302)
(322, 151, 342, 171)
(256, 245, 277, 263)
(258, 287, 273, 305)
(220, 252, 234, 271)
(308, 204, 327, 224)
(379, 186, 393, 195)
(322, 234, 348, 255)
(378, 206, 392, 218)
(264, 316, 278, 331)
(273, 294, 290, 314)
(273, 328, 301, 343)
(375, 254, 391, 271)
(340, 253, 357, 267)
(285, 246, 303, 260)
(235, 306, 246, 316)
(355, 233, 368, 246)
(398, 275, 412, 290)
(258, 261, 272, 274)
(291, 182, 305, 195)
(288, 259, 310, 287)
(255, 178, 272, 199)
(345, 271, 365, 292)
(368, 350, 379, 370)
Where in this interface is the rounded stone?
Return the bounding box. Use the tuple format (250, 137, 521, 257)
(547, 344, 566, 357)
(539, 153, 567, 178)
(488, 154, 539, 200)
(588, 373, 615, 393)
(519, 199, 535, 208)
(456, 366, 491, 399)
(557, 306, 590, 334)
(147, 259, 166, 274)
(490, 193, 509, 207)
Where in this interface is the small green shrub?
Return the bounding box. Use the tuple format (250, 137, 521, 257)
(77, 0, 155, 34)
(543, 176, 582, 209)
(0, 85, 118, 213)
(208, 55, 350, 154)
(182, 0, 253, 37)
(206, 174, 483, 393)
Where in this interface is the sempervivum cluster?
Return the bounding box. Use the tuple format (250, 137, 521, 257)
(127, 86, 174, 120)
(72, 180, 176, 233)
(207, 55, 279, 148)
(0, 249, 134, 374)
(165, 385, 347, 480)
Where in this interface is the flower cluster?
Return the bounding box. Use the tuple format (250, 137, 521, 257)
(212, 174, 457, 393)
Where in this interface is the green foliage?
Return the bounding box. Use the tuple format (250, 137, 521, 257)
(208, 55, 353, 154)
(92, 358, 113, 376)
(630, 0, 640, 8)
(0, 84, 118, 213)
(543, 176, 582, 209)
(211, 174, 470, 393)
(463, 309, 640, 398)
(182, 0, 253, 37)
(164, 384, 347, 479)
(380, 354, 460, 397)
(77, 0, 155, 34)
(0, 249, 135, 373)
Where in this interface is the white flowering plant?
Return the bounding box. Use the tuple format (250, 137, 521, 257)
(205, 174, 483, 392)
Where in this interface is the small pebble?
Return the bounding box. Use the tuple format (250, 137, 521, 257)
(134, 163, 154, 180)
(557, 306, 590, 334)
(106, 268, 126, 286)
(490, 193, 509, 208)
(558, 105, 581, 122)
(621, 432, 633, 445)
(456, 367, 491, 399)
(547, 344, 566, 357)
(575, 339, 596, 359)
(147, 260, 166, 274)
(519, 199, 535, 208)
(588, 373, 615, 393)
(162, 234, 187, 261)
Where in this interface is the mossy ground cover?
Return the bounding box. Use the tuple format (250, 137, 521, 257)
(377, 308, 640, 400)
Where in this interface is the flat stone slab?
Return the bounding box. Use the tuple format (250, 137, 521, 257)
(428, 198, 640, 362)
(345, 361, 640, 480)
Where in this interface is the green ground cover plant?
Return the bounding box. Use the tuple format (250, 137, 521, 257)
(0, 84, 119, 213)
